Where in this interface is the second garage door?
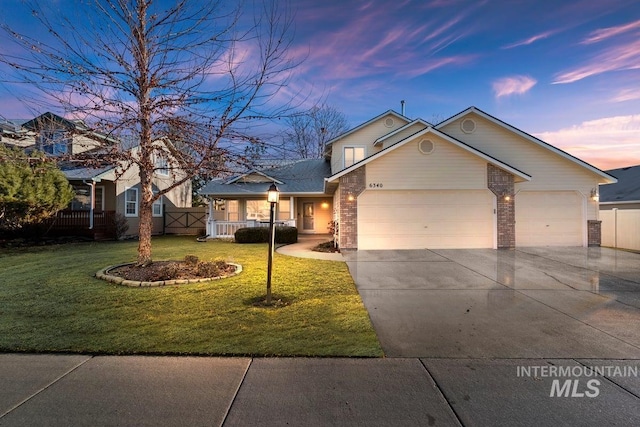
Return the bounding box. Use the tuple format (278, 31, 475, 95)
(515, 191, 584, 246)
(357, 190, 494, 250)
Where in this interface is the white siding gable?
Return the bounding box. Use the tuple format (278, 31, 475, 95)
(366, 134, 488, 191)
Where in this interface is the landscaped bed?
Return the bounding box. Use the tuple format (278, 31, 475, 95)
(0, 236, 382, 357)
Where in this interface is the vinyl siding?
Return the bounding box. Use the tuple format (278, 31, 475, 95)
(330, 114, 409, 174)
(380, 122, 429, 149)
(440, 113, 601, 219)
(366, 135, 488, 190)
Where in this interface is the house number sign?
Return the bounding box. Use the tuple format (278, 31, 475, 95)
(368, 183, 384, 188)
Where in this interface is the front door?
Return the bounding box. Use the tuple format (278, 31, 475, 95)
(303, 202, 314, 231)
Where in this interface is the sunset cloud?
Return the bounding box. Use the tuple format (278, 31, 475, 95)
(502, 30, 558, 49)
(492, 75, 536, 98)
(582, 19, 640, 44)
(535, 115, 640, 169)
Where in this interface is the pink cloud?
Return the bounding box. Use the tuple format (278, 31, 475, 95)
(492, 75, 537, 98)
(582, 19, 640, 44)
(535, 115, 640, 170)
(502, 29, 559, 49)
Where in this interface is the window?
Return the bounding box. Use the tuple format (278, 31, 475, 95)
(69, 185, 104, 211)
(152, 196, 163, 217)
(278, 199, 290, 221)
(39, 129, 70, 156)
(246, 200, 270, 221)
(226, 200, 239, 221)
(155, 154, 169, 176)
(344, 147, 365, 168)
(125, 188, 138, 217)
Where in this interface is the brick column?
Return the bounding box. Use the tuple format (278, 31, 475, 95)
(588, 220, 601, 246)
(487, 164, 515, 248)
(339, 167, 366, 250)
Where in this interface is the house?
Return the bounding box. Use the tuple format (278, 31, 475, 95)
(2, 112, 192, 239)
(200, 106, 616, 249)
(599, 165, 640, 251)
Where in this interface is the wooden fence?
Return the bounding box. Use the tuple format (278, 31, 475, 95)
(163, 207, 207, 235)
(600, 209, 640, 251)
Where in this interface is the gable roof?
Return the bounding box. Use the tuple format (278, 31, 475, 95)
(436, 106, 617, 184)
(600, 165, 640, 203)
(200, 159, 331, 196)
(373, 118, 431, 146)
(326, 126, 532, 183)
(226, 169, 284, 185)
(325, 110, 409, 146)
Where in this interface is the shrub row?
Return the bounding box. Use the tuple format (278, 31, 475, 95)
(234, 226, 298, 244)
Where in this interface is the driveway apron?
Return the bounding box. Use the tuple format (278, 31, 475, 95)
(345, 247, 640, 359)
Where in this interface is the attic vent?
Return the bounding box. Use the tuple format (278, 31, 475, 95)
(384, 117, 395, 128)
(461, 118, 476, 134)
(418, 139, 435, 154)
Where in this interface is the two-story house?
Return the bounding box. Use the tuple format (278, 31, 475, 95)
(2, 112, 192, 239)
(200, 106, 616, 250)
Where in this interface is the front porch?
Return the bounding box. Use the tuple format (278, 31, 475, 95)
(41, 210, 117, 240)
(205, 196, 333, 238)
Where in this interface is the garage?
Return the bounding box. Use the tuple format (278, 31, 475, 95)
(357, 190, 495, 250)
(515, 191, 584, 246)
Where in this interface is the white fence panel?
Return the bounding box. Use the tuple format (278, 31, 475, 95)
(600, 209, 640, 251)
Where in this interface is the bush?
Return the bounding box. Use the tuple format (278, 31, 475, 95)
(234, 226, 298, 244)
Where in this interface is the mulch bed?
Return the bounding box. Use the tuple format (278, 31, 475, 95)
(109, 260, 236, 282)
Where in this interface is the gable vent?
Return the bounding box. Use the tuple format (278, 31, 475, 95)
(384, 117, 395, 128)
(461, 118, 476, 134)
(419, 139, 435, 154)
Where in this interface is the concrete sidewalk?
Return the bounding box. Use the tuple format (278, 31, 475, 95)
(276, 234, 343, 261)
(1, 354, 639, 426)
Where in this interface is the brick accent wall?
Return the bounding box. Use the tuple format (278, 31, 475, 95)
(588, 220, 601, 246)
(487, 164, 515, 248)
(339, 167, 366, 250)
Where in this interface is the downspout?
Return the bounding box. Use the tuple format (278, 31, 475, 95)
(83, 180, 95, 229)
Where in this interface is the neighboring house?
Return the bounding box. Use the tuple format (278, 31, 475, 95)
(2, 112, 192, 239)
(200, 106, 616, 249)
(599, 165, 640, 251)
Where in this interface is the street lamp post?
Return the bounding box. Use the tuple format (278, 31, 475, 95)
(266, 183, 279, 304)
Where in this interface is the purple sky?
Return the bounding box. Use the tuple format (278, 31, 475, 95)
(2, 0, 640, 170)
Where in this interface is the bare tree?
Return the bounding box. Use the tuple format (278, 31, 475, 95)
(0, 0, 299, 265)
(283, 104, 349, 159)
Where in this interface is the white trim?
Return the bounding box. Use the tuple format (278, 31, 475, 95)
(373, 119, 431, 146)
(344, 145, 367, 169)
(152, 196, 163, 217)
(436, 106, 617, 184)
(327, 127, 532, 183)
(225, 170, 284, 185)
(326, 110, 409, 146)
(600, 200, 640, 205)
(124, 187, 138, 217)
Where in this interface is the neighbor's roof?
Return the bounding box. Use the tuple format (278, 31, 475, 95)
(200, 159, 331, 196)
(60, 164, 115, 181)
(600, 165, 640, 203)
(325, 110, 409, 146)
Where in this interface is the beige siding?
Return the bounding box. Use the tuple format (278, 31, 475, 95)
(439, 113, 602, 220)
(330, 114, 409, 174)
(381, 122, 428, 149)
(366, 136, 488, 190)
(71, 135, 102, 154)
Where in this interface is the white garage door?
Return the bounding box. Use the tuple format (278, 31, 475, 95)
(516, 191, 583, 246)
(358, 190, 494, 250)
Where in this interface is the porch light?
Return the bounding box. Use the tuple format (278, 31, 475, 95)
(590, 188, 599, 202)
(266, 183, 279, 305)
(347, 194, 355, 202)
(504, 195, 511, 201)
(321, 201, 329, 209)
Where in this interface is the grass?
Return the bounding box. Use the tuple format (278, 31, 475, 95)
(0, 236, 383, 357)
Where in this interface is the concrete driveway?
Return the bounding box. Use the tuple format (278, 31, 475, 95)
(345, 247, 640, 358)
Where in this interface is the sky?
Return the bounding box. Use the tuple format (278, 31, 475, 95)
(1, 0, 640, 170)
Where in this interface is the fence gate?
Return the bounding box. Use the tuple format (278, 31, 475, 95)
(163, 207, 207, 235)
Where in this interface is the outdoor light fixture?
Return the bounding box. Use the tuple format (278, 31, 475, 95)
(347, 194, 355, 202)
(590, 188, 599, 202)
(504, 195, 511, 201)
(321, 201, 329, 209)
(266, 183, 279, 304)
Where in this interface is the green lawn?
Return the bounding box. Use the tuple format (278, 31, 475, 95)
(0, 236, 383, 357)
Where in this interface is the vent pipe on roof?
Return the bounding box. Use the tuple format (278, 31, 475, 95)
(401, 100, 406, 116)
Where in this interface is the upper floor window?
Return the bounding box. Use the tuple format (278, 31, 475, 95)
(155, 154, 169, 176)
(39, 129, 70, 156)
(344, 146, 365, 168)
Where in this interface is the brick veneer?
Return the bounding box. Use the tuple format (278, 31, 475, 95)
(339, 167, 366, 250)
(487, 164, 515, 248)
(587, 220, 601, 246)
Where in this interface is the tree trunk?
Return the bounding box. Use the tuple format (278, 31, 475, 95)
(137, 170, 154, 266)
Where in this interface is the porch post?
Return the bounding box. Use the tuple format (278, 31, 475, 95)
(289, 196, 294, 220)
(207, 198, 216, 237)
